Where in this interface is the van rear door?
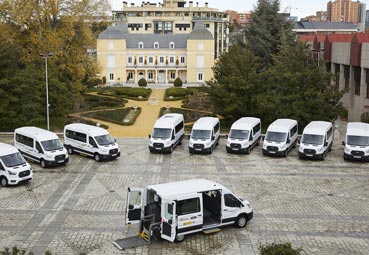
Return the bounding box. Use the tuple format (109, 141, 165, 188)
(125, 187, 144, 224)
(161, 199, 176, 242)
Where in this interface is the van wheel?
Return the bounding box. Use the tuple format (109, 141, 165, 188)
(283, 150, 288, 157)
(0, 177, 8, 187)
(209, 146, 213, 154)
(94, 153, 100, 162)
(40, 159, 46, 168)
(256, 138, 260, 146)
(235, 215, 247, 228)
(246, 147, 251, 154)
(67, 146, 74, 155)
(174, 233, 185, 243)
(169, 145, 174, 153)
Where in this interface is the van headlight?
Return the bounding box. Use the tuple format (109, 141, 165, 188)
(8, 170, 17, 175)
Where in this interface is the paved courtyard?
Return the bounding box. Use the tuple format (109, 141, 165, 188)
(0, 138, 369, 255)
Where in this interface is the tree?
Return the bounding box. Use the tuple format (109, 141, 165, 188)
(138, 78, 147, 87)
(258, 42, 344, 128)
(174, 77, 183, 87)
(209, 45, 262, 120)
(246, 0, 295, 68)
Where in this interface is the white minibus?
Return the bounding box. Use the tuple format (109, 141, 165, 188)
(189, 117, 220, 154)
(343, 122, 369, 161)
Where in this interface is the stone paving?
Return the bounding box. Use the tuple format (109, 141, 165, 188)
(0, 138, 369, 254)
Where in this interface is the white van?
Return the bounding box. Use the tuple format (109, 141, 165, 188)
(262, 119, 298, 157)
(189, 117, 220, 154)
(149, 114, 184, 153)
(299, 121, 333, 160)
(226, 117, 261, 154)
(343, 122, 369, 161)
(64, 123, 120, 161)
(0, 143, 33, 187)
(125, 179, 253, 243)
(14, 127, 69, 168)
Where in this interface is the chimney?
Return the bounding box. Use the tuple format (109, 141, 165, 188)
(196, 2, 199, 7)
(123, 1, 128, 8)
(131, 3, 135, 6)
(189, 1, 193, 7)
(205, 2, 208, 8)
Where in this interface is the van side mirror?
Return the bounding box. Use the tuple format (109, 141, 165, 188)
(148, 134, 151, 139)
(38, 148, 43, 154)
(172, 134, 175, 140)
(249, 136, 252, 142)
(342, 141, 345, 146)
(287, 138, 291, 144)
(324, 142, 328, 146)
(225, 135, 228, 139)
(212, 136, 215, 141)
(128, 204, 134, 210)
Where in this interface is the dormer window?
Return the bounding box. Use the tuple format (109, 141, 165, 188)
(138, 42, 144, 49)
(154, 42, 159, 49)
(169, 42, 175, 49)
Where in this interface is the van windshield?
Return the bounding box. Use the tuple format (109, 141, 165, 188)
(152, 128, 172, 139)
(347, 135, 369, 146)
(265, 132, 287, 142)
(94, 134, 115, 146)
(191, 130, 211, 139)
(0, 152, 26, 167)
(41, 139, 64, 151)
(301, 134, 324, 145)
(229, 129, 249, 140)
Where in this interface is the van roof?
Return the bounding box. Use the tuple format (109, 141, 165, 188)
(15, 126, 59, 142)
(231, 117, 260, 131)
(347, 122, 369, 136)
(147, 179, 228, 198)
(0, 143, 19, 157)
(192, 117, 219, 130)
(154, 114, 183, 129)
(64, 123, 109, 136)
(303, 121, 332, 135)
(267, 119, 297, 133)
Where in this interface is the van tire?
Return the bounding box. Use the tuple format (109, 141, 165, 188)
(174, 233, 185, 243)
(40, 159, 46, 168)
(256, 138, 260, 146)
(246, 147, 251, 154)
(94, 153, 101, 162)
(235, 215, 247, 228)
(0, 177, 8, 187)
(283, 150, 288, 157)
(67, 146, 74, 155)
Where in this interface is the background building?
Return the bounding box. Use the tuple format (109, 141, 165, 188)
(327, 0, 361, 24)
(294, 21, 358, 35)
(111, 0, 229, 59)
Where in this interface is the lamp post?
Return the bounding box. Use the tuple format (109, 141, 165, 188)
(40, 52, 53, 130)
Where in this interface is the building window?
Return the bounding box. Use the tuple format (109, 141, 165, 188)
(127, 72, 133, 80)
(138, 56, 144, 64)
(169, 42, 175, 49)
(169, 57, 174, 64)
(366, 69, 369, 99)
(180, 56, 185, 64)
(109, 41, 114, 50)
(170, 72, 176, 80)
(148, 72, 153, 80)
(138, 42, 144, 49)
(205, 24, 210, 28)
(109, 73, 114, 81)
(149, 56, 154, 64)
(198, 73, 203, 82)
(197, 55, 204, 68)
(128, 56, 133, 64)
(145, 23, 152, 31)
(154, 42, 159, 49)
(108, 55, 115, 68)
(354, 67, 361, 96)
(159, 56, 165, 64)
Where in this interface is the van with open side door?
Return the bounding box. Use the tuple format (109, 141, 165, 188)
(226, 117, 261, 154)
(149, 114, 184, 153)
(64, 123, 120, 162)
(14, 127, 69, 168)
(299, 121, 333, 160)
(0, 143, 33, 187)
(343, 122, 369, 161)
(188, 117, 220, 154)
(262, 119, 298, 157)
(125, 179, 253, 243)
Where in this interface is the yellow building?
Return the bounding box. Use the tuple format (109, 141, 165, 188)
(97, 22, 214, 85)
(327, 0, 361, 24)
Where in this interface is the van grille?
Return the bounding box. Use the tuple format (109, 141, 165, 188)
(267, 146, 278, 152)
(303, 149, 316, 155)
(19, 170, 30, 178)
(109, 149, 119, 155)
(351, 151, 364, 156)
(193, 144, 204, 149)
(153, 143, 164, 148)
(230, 143, 241, 149)
(55, 154, 66, 161)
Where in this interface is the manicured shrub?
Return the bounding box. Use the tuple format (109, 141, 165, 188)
(102, 76, 106, 84)
(173, 77, 183, 87)
(361, 112, 369, 123)
(166, 88, 192, 97)
(259, 242, 303, 255)
(138, 78, 147, 87)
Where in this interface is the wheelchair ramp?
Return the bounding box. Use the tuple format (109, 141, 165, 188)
(113, 235, 148, 250)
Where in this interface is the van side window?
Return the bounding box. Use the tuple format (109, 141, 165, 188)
(290, 125, 298, 137)
(16, 134, 34, 148)
(176, 198, 200, 215)
(214, 122, 220, 133)
(36, 142, 43, 153)
(253, 123, 261, 134)
(89, 137, 97, 147)
(66, 130, 87, 143)
(327, 127, 333, 139)
(224, 194, 242, 208)
(0, 162, 4, 170)
(175, 121, 184, 134)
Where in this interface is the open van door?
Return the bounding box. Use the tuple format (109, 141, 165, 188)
(125, 187, 144, 225)
(161, 199, 176, 242)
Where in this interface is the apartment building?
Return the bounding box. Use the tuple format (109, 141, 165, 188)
(327, 0, 361, 24)
(111, 0, 229, 59)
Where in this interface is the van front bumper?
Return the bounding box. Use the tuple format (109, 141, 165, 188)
(344, 152, 369, 162)
(226, 145, 249, 154)
(45, 157, 69, 166)
(101, 151, 121, 160)
(298, 151, 324, 160)
(262, 148, 286, 156)
(188, 146, 211, 154)
(149, 145, 172, 153)
(8, 176, 33, 185)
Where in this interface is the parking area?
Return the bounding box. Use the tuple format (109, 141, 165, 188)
(0, 138, 368, 255)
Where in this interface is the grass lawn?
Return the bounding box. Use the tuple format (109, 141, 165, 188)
(81, 107, 141, 126)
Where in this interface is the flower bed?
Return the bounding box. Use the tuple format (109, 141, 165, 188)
(81, 107, 141, 126)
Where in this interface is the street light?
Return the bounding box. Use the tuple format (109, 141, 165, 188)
(40, 52, 53, 130)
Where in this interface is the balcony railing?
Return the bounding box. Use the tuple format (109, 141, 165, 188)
(126, 64, 187, 69)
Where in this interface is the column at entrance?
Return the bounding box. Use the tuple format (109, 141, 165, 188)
(165, 69, 168, 84)
(155, 69, 158, 84)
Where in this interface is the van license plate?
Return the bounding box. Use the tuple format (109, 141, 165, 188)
(232, 148, 238, 151)
(306, 154, 313, 157)
(354, 156, 361, 159)
(58, 160, 64, 163)
(195, 149, 201, 151)
(112, 154, 117, 156)
(269, 151, 275, 154)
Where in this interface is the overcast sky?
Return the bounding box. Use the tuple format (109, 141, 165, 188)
(108, 0, 369, 19)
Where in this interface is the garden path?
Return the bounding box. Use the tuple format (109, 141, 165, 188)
(74, 89, 182, 137)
